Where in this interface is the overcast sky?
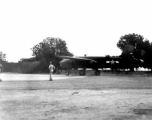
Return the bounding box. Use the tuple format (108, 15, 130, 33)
(0, 0, 152, 62)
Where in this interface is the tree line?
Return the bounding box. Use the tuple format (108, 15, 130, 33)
(1, 33, 152, 72)
(0, 52, 6, 62)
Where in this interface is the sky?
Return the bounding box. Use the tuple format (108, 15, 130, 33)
(0, 0, 152, 62)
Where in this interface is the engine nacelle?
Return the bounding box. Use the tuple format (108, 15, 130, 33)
(60, 59, 73, 69)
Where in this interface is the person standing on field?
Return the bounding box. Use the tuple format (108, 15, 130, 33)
(49, 62, 55, 81)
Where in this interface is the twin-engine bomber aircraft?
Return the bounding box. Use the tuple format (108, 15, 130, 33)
(58, 55, 140, 76)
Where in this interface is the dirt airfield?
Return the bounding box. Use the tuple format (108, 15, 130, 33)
(0, 72, 152, 120)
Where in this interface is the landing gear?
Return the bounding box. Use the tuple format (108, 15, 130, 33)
(66, 72, 69, 76)
(79, 70, 86, 76)
(65, 69, 70, 76)
(95, 70, 100, 76)
(130, 68, 134, 72)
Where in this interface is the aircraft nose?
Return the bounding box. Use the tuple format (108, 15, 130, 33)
(60, 59, 73, 69)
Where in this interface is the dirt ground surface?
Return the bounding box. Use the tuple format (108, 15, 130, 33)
(0, 72, 152, 120)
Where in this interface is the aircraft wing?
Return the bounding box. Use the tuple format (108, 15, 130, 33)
(57, 56, 98, 63)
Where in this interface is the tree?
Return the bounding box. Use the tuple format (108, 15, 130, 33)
(117, 33, 150, 58)
(117, 33, 144, 50)
(117, 33, 152, 69)
(31, 37, 73, 72)
(0, 51, 6, 62)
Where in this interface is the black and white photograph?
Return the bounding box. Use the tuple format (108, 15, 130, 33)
(0, 0, 152, 120)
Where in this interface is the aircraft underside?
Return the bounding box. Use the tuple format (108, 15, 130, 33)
(59, 56, 141, 76)
(65, 69, 101, 76)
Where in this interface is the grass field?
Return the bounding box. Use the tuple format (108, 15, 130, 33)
(0, 72, 152, 120)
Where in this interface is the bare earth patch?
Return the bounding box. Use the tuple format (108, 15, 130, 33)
(0, 89, 152, 120)
(0, 73, 152, 120)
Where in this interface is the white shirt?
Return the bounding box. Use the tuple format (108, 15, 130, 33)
(49, 64, 55, 72)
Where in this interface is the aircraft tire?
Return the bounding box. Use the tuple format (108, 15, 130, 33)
(95, 70, 100, 76)
(130, 68, 134, 72)
(79, 70, 86, 76)
(66, 72, 69, 76)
